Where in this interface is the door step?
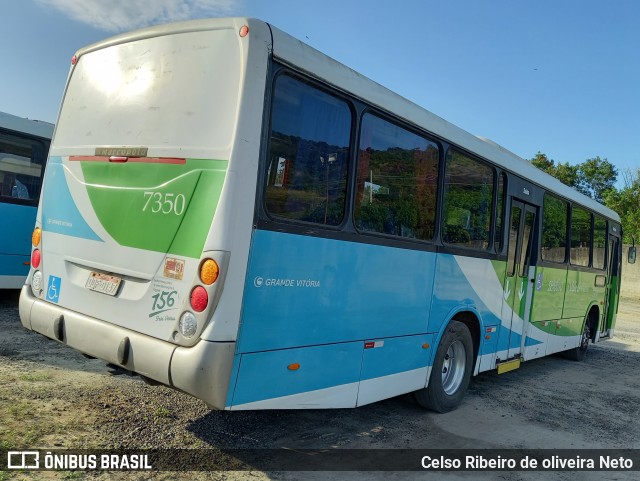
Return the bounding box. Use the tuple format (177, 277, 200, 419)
(496, 358, 521, 374)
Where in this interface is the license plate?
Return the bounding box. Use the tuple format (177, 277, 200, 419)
(85, 272, 122, 296)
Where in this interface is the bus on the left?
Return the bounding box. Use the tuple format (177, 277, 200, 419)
(0, 112, 53, 288)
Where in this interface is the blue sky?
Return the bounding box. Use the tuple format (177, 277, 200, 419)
(3, 0, 639, 180)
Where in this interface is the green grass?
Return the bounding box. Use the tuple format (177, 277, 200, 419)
(18, 372, 53, 382)
(154, 406, 172, 418)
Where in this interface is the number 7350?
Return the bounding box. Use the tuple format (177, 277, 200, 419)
(143, 192, 186, 215)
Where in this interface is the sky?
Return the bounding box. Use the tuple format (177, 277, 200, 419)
(2, 0, 640, 182)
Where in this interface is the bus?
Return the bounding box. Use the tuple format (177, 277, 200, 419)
(19, 18, 628, 412)
(1, 112, 53, 289)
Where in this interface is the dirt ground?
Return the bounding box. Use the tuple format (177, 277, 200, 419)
(2, 289, 640, 481)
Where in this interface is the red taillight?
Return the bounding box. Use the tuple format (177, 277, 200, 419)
(71, 54, 78, 65)
(31, 249, 41, 269)
(190, 286, 208, 312)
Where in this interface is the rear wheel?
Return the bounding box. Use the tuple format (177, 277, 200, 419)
(563, 314, 593, 361)
(414, 320, 473, 413)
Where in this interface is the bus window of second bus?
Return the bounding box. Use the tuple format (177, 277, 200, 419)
(0, 131, 47, 203)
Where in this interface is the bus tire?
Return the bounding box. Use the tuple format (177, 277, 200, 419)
(414, 320, 473, 413)
(562, 313, 594, 362)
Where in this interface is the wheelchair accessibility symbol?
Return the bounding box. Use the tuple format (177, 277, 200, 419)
(46, 276, 61, 303)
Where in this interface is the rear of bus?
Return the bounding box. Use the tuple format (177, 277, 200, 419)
(19, 18, 270, 409)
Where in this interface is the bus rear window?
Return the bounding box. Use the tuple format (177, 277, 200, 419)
(54, 29, 242, 155)
(265, 75, 351, 226)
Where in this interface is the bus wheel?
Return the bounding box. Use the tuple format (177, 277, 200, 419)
(563, 317, 592, 362)
(414, 320, 473, 413)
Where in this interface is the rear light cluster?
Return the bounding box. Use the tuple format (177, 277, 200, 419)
(177, 258, 220, 339)
(31, 227, 43, 296)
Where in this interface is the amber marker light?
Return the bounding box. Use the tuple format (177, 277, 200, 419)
(422, 343, 430, 349)
(32, 227, 41, 247)
(200, 259, 219, 285)
(287, 363, 301, 371)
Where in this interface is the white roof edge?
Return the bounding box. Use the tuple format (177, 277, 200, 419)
(268, 23, 620, 223)
(75, 17, 258, 57)
(60, 17, 619, 223)
(0, 111, 54, 139)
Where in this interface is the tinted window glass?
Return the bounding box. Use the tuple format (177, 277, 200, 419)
(442, 150, 494, 249)
(570, 207, 591, 267)
(507, 207, 521, 277)
(593, 216, 607, 270)
(354, 114, 439, 240)
(541, 194, 568, 263)
(495, 173, 505, 251)
(265, 75, 351, 226)
(0, 131, 48, 204)
(519, 211, 535, 277)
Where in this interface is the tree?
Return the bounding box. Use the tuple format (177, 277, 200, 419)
(577, 156, 618, 203)
(530, 152, 580, 190)
(530, 152, 554, 173)
(603, 168, 640, 243)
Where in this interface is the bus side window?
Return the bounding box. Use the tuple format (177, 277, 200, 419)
(354, 113, 439, 241)
(265, 74, 352, 226)
(541, 194, 568, 263)
(442, 149, 494, 250)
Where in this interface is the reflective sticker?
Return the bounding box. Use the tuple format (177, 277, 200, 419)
(163, 257, 185, 280)
(46, 276, 62, 303)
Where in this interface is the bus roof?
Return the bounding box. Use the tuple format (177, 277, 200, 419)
(0, 111, 54, 140)
(72, 17, 620, 223)
(267, 22, 620, 223)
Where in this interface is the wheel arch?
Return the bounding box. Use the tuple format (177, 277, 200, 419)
(432, 307, 482, 375)
(584, 302, 600, 342)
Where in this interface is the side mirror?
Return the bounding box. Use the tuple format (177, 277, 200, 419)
(629, 246, 637, 265)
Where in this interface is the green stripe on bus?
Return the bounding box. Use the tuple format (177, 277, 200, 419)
(81, 159, 228, 258)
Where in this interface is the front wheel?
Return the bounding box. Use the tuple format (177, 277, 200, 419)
(414, 320, 473, 413)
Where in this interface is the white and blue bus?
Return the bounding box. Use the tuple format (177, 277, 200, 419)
(1, 112, 53, 289)
(20, 18, 626, 412)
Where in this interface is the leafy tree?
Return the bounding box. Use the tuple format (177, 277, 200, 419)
(530, 152, 581, 191)
(530, 152, 555, 173)
(577, 156, 618, 203)
(530, 153, 617, 203)
(603, 169, 640, 243)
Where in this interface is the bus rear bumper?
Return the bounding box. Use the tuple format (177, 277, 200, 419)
(19, 286, 234, 409)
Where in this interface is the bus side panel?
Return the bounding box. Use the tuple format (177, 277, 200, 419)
(431, 255, 504, 361)
(230, 342, 363, 409)
(356, 333, 434, 406)
(0, 202, 36, 287)
(237, 230, 437, 353)
(562, 270, 602, 319)
(530, 265, 568, 322)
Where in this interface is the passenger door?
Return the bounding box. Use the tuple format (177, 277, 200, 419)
(601, 234, 620, 338)
(501, 200, 537, 359)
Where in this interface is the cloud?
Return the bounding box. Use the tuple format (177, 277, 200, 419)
(35, 0, 242, 33)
